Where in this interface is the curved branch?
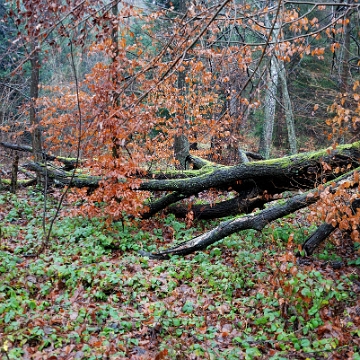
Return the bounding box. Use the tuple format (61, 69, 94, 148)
(139, 191, 320, 259)
(302, 223, 335, 256)
(141, 192, 188, 219)
(0, 142, 83, 170)
(23, 162, 101, 187)
(302, 197, 360, 255)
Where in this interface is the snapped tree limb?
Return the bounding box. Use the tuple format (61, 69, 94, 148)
(139, 191, 320, 259)
(19, 140, 360, 219)
(139, 168, 360, 259)
(302, 196, 360, 255)
(0, 141, 83, 170)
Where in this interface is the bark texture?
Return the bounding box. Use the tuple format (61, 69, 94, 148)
(3, 139, 360, 258)
(278, 59, 297, 155)
(29, 44, 42, 163)
(139, 191, 321, 259)
(140, 169, 359, 259)
(0, 142, 82, 170)
(20, 140, 360, 219)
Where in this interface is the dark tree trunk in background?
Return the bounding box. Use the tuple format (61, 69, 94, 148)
(29, 43, 42, 165)
(174, 0, 190, 170)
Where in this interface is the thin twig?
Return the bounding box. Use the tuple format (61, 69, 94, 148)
(35, 31, 83, 255)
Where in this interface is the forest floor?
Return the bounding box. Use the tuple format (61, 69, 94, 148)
(0, 188, 360, 360)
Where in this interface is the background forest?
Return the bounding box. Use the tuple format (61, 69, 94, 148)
(0, 0, 360, 359)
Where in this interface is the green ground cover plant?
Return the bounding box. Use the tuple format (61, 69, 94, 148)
(0, 190, 359, 359)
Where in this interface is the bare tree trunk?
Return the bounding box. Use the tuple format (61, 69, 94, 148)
(339, 13, 351, 94)
(229, 82, 238, 118)
(174, 60, 190, 170)
(111, 1, 120, 159)
(259, 13, 280, 159)
(277, 59, 297, 155)
(173, 0, 190, 170)
(29, 43, 42, 163)
(10, 152, 19, 194)
(259, 54, 279, 159)
(174, 132, 190, 169)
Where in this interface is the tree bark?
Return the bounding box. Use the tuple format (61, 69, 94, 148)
(139, 190, 321, 259)
(174, 0, 190, 170)
(259, 15, 280, 159)
(168, 194, 266, 220)
(10, 152, 19, 194)
(302, 197, 360, 255)
(174, 133, 190, 170)
(139, 169, 359, 259)
(22, 141, 360, 194)
(111, 1, 120, 159)
(302, 223, 335, 256)
(11, 138, 360, 257)
(22, 141, 360, 219)
(29, 43, 42, 163)
(140, 142, 360, 194)
(339, 11, 351, 94)
(277, 59, 297, 155)
(0, 141, 83, 170)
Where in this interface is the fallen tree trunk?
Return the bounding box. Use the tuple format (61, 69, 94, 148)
(4, 140, 360, 257)
(139, 169, 360, 259)
(22, 141, 360, 218)
(167, 194, 267, 220)
(302, 223, 336, 256)
(0, 141, 82, 170)
(139, 191, 321, 259)
(302, 197, 360, 255)
(139, 142, 360, 193)
(0, 178, 37, 190)
(23, 162, 101, 188)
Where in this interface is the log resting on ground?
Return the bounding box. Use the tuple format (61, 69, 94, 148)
(139, 191, 321, 259)
(139, 168, 360, 259)
(10, 139, 360, 257)
(0, 141, 82, 170)
(21, 141, 360, 219)
(139, 142, 360, 193)
(167, 194, 267, 220)
(141, 141, 360, 217)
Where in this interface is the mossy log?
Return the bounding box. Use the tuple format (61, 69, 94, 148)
(22, 141, 360, 220)
(168, 194, 267, 220)
(0, 142, 83, 170)
(140, 169, 359, 259)
(12, 140, 360, 257)
(0, 178, 37, 190)
(139, 141, 360, 194)
(23, 162, 101, 188)
(140, 191, 321, 259)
